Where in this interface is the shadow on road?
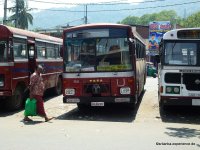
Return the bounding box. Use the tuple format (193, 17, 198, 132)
(165, 127, 200, 139)
(56, 91, 145, 123)
(160, 106, 200, 125)
(21, 120, 44, 125)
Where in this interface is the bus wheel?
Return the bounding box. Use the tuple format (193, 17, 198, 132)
(159, 99, 168, 112)
(77, 103, 88, 111)
(54, 77, 62, 95)
(5, 86, 24, 110)
(125, 103, 135, 110)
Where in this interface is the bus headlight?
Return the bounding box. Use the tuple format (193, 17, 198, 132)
(166, 86, 172, 93)
(173, 87, 180, 94)
(166, 86, 180, 94)
(65, 88, 75, 95)
(120, 87, 131, 95)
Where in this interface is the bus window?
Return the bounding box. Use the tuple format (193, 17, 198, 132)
(13, 38, 27, 59)
(0, 41, 7, 61)
(55, 45, 61, 58)
(96, 38, 131, 71)
(29, 45, 35, 58)
(46, 44, 55, 59)
(165, 42, 197, 65)
(37, 46, 46, 59)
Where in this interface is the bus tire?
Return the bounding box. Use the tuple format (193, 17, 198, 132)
(5, 86, 24, 111)
(125, 103, 135, 110)
(54, 77, 62, 95)
(159, 99, 168, 112)
(77, 103, 88, 111)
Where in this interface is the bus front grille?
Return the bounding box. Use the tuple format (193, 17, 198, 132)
(84, 84, 110, 96)
(165, 73, 181, 84)
(183, 73, 200, 91)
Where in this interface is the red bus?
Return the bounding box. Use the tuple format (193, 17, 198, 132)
(0, 25, 63, 110)
(62, 23, 146, 109)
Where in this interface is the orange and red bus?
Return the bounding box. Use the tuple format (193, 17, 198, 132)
(62, 23, 146, 109)
(0, 25, 63, 110)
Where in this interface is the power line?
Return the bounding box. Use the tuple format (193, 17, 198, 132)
(90, 1, 200, 12)
(30, 0, 200, 13)
(28, 0, 165, 5)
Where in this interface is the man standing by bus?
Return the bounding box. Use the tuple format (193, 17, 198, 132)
(23, 65, 53, 122)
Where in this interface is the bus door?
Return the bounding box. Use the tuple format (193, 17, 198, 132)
(28, 40, 36, 74)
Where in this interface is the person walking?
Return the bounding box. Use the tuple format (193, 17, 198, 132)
(24, 65, 53, 122)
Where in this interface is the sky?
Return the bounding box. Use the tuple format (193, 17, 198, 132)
(0, 0, 143, 18)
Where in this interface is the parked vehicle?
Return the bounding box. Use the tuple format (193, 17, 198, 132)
(0, 25, 63, 110)
(62, 23, 146, 109)
(158, 28, 200, 109)
(146, 62, 157, 78)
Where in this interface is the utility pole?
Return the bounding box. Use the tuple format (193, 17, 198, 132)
(84, 5, 87, 24)
(3, 0, 7, 24)
(15, 0, 19, 27)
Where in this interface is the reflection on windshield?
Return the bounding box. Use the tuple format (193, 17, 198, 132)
(164, 42, 197, 65)
(65, 38, 132, 72)
(0, 41, 8, 62)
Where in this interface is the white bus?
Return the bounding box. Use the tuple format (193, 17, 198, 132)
(158, 28, 200, 109)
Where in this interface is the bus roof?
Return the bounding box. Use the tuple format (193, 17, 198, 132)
(63, 23, 132, 34)
(0, 25, 62, 44)
(163, 28, 200, 40)
(63, 23, 146, 44)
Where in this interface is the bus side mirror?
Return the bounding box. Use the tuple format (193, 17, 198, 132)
(155, 55, 160, 63)
(128, 38, 135, 54)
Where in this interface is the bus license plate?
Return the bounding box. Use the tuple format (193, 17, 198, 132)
(192, 99, 200, 106)
(91, 102, 104, 107)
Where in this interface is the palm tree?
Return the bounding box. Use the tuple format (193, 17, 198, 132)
(9, 0, 33, 29)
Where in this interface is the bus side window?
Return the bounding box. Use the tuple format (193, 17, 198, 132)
(13, 38, 27, 59)
(29, 46, 35, 58)
(0, 42, 6, 61)
(37, 46, 46, 59)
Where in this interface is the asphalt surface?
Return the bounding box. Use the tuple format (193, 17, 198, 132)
(0, 77, 200, 150)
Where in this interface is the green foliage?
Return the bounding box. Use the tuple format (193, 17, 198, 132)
(8, 0, 33, 29)
(118, 15, 140, 25)
(182, 11, 200, 28)
(119, 10, 182, 26)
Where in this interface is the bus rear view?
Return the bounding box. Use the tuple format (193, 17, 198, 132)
(158, 28, 200, 109)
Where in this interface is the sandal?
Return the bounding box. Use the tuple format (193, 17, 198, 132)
(23, 117, 33, 122)
(45, 117, 54, 122)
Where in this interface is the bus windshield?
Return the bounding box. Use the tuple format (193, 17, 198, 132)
(0, 40, 8, 62)
(64, 37, 132, 72)
(164, 41, 197, 66)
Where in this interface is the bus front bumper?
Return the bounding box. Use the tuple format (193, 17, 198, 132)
(160, 96, 200, 106)
(63, 96, 135, 104)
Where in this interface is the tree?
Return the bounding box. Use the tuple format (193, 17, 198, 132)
(118, 16, 140, 25)
(182, 11, 200, 28)
(8, 0, 33, 29)
(119, 10, 182, 26)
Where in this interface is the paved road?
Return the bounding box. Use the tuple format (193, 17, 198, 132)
(0, 77, 200, 150)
